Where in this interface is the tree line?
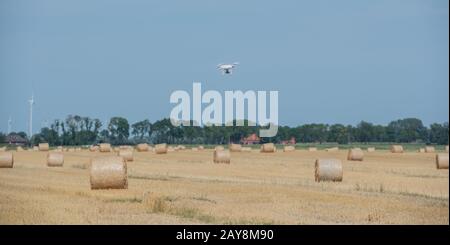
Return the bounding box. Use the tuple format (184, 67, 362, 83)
(1, 115, 448, 146)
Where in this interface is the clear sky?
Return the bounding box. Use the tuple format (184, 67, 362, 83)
(0, 0, 448, 134)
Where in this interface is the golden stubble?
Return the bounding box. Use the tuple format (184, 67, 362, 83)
(0, 149, 448, 224)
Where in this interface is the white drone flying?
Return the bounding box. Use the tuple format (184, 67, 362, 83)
(217, 62, 239, 75)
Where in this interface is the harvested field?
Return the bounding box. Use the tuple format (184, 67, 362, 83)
(0, 148, 448, 224)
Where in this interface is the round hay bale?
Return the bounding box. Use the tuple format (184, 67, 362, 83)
(436, 154, 449, 169)
(99, 143, 111, 152)
(90, 156, 128, 190)
(89, 145, 99, 152)
(347, 148, 364, 161)
(390, 145, 404, 153)
(118, 150, 133, 162)
(198, 145, 204, 150)
(314, 159, 343, 182)
(325, 147, 339, 152)
(136, 143, 149, 152)
(445, 145, 449, 153)
(47, 152, 64, 167)
(39, 143, 49, 151)
(425, 146, 435, 153)
(229, 144, 242, 152)
(16, 146, 24, 152)
(242, 147, 252, 152)
(191, 147, 198, 151)
(418, 148, 425, 153)
(177, 145, 186, 150)
(155, 143, 168, 154)
(213, 149, 230, 164)
(0, 147, 6, 152)
(260, 143, 276, 153)
(283, 145, 295, 152)
(168, 146, 175, 152)
(0, 152, 14, 168)
(367, 147, 375, 152)
(308, 147, 317, 152)
(215, 146, 225, 151)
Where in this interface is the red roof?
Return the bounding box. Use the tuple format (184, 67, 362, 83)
(244, 133, 260, 141)
(281, 137, 296, 145)
(241, 133, 260, 144)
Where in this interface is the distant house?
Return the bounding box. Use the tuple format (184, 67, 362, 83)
(241, 133, 260, 145)
(281, 137, 296, 145)
(5, 134, 28, 145)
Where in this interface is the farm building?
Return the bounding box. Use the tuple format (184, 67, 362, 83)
(241, 133, 260, 145)
(4, 134, 28, 146)
(281, 137, 296, 145)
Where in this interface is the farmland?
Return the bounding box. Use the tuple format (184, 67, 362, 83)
(0, 146, 448, 224)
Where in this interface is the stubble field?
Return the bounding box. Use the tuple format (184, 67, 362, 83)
(0, 147, 448, 224)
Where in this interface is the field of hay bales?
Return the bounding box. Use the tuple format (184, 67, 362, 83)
(0, 146, 448, 224)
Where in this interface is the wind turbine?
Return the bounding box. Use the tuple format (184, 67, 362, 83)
(28, 94, 35, 139)
(7, 116, 12, 134)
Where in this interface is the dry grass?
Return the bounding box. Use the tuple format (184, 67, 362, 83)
(0, 149, 448, 224)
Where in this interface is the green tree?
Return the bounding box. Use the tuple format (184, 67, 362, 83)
(372, 125, 387, 142)
(99, 129, 110, 143)
(0, 132, 6, 143)
(355, 121, 375, 143)
(387, 118, 427, 143)
(328, 124, 349, 144)
(429, 123, 449, 145)
(57, 115, 102, 145)
(108, 117, 130, 144)
(24, 115, 450, 146)
(295, 124, 328, 143)
(37, 127, 59, 145)
(151, 118, 174, 143)
(15, 131, 28, 140)
(131, 119, 152, 140)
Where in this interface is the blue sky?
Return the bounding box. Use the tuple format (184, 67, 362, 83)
(0, 0, 448, 134)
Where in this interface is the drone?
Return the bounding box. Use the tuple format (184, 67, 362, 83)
(217, 62, 239, 75)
